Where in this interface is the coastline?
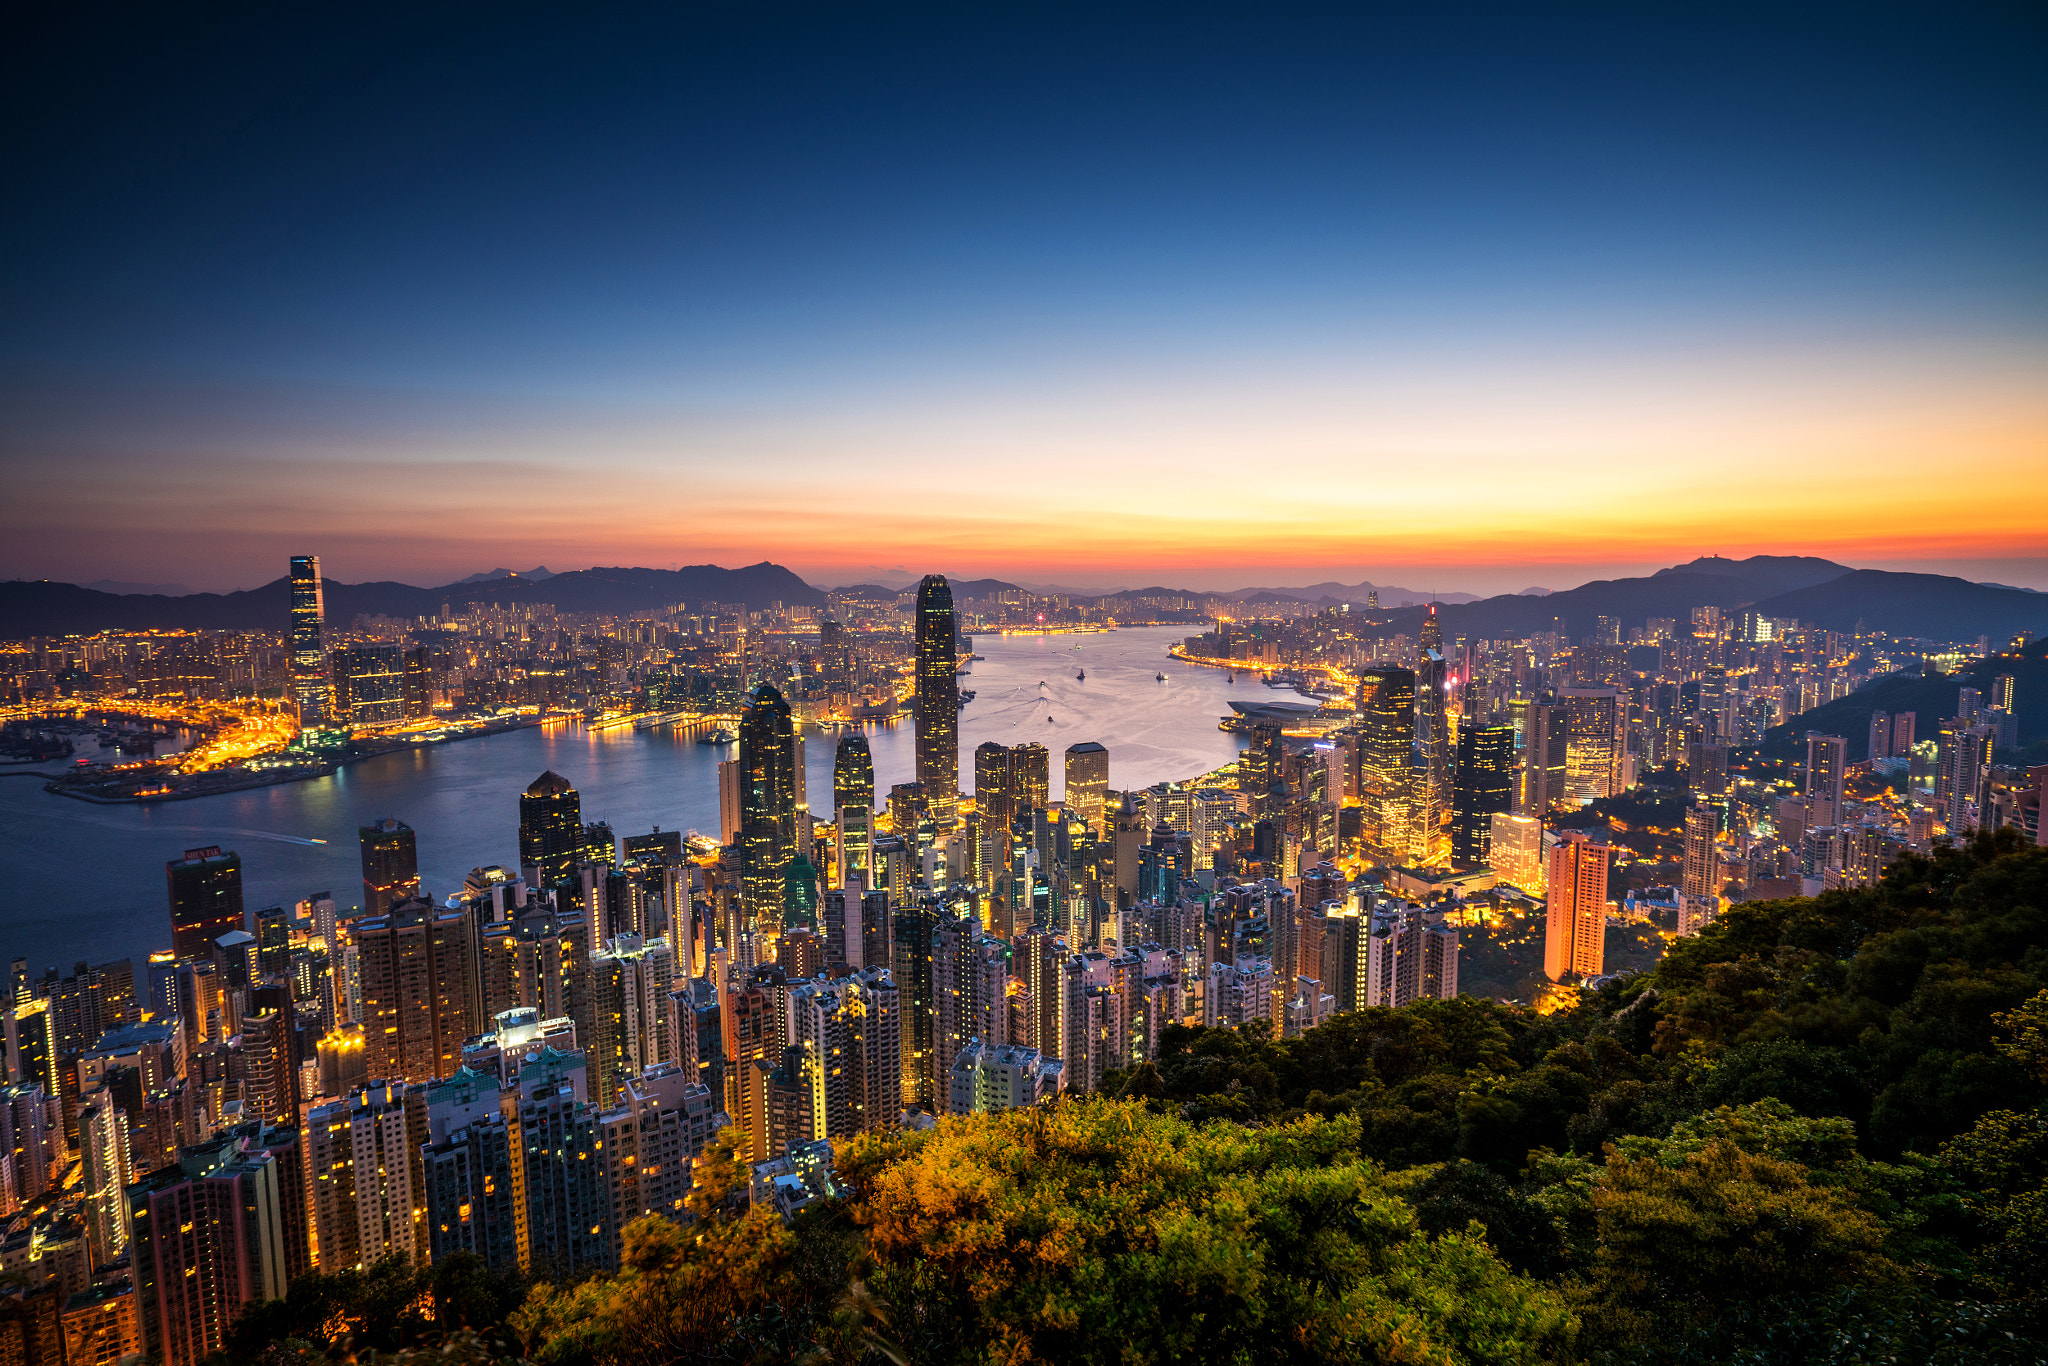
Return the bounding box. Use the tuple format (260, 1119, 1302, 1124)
(40, 713, 550, 805)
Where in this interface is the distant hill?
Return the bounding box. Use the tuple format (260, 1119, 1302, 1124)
(0, 561, 823, 636)
(453, 566, 554, 584)
(1761, 637, 2047, 759)
(1353, 557, 2048, 646)
(1653, 554, 1850, 597)
(1228, 580, 1481, 607)
(1749, 570, 2048, 640)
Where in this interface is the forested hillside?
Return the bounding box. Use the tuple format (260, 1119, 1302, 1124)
(221, 832, 2048, 1365)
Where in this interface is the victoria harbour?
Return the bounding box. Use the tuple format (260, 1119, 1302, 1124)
(0, 627, 1247, 972)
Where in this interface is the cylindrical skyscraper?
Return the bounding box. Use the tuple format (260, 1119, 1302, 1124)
(914, 575, 959, 829)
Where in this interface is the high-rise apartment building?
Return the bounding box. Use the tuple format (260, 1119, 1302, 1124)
(914, 575, 959, 828)
(359, 818, 420, 913)
(947, 1040, 1063, 1115)
(787, 968, 901, 1137)
(166, 847, 245, 963)
(289, 554, 329, 726)
(304, 1081, 428, 1273)
(519, 771, 583, 889)
(833, 733, 874, 815)
(1804, 733, 1848, 828)
(127, 1128, 293, 1366)
(738, 684, 798, 931)
(1543, 830, 1611, 981)
(1063, 742, 1109, 835)
(353, 897, 476, 1084)
(595, 1061, 721, 1266)
(588, 935, 677, 1109)
(1359, 902, 1459, 1007)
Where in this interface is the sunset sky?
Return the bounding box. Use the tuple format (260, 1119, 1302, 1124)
(3, 3, 2044, 596)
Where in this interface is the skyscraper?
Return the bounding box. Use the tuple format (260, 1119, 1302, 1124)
(976, 741, 1050, 832)
(1543, 830, 1610, 982)
(738, 684, 798, 931)
(359, 818, 420, 913)
(519, 772, 583, 889)
(833, 733, 874, 814)
(327, 645, 406, 729)
(1414, 606, 1452, 862)
(1357, 667, 1416, 788)
(914, 575, 959, 828)
(167, 847, 245, 963)
(1451, 725, 1516, 867)
(1519, 702, 1567, 813)
(1063, 741, 1109, 835)
(1239, 722, 1285, 820)
(289, 554, 329, 726)
(1558, 687, 1620, 805)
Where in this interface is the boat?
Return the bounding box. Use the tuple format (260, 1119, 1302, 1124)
(957, 690, 975, 707)
(1075, 669, 1085, 681)
(1156, 672, 1166, 682)
(695, 728, 735, 746)
(1047, 715, 1054, 723)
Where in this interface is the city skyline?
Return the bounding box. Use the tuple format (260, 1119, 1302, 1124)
(3, 6, 2043, 594)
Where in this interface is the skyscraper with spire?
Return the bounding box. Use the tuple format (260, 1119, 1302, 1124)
(739, 683, 799, 931)
(1413, 603, 1452, 865)
(914, 575, 960, 829)
(289, 554, 329, 725)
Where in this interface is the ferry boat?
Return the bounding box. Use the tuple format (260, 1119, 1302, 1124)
(696, 727, 735, 746)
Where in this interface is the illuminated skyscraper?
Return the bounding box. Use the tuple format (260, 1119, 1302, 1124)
(329, 645, 405, 726)
(1357, 668, 1416, 788)
(914, 575, 960, 828)
(1543, 830, 1610, 982)
(289, 554, 329, 726)
(359, 818, 420, 913)
(738, 684, 798, 930)
(1239, 722, 1285, 819)
(167, 846, 245, 963)
(1451, 725, 1515, 867)
(833, 733, 874, 815)
(1063, 742, 1109, 835)
(518, 772, 583, 889)
(1558, 687, 1620, 805)
(976, 741, 1050, 833)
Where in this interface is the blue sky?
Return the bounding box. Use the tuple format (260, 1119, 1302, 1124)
(3, 2, 2043, 593)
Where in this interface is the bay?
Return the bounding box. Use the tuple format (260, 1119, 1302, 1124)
(0, 627, 1262, 974)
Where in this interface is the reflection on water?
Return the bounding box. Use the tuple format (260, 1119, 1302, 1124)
(1, 626, 1252, 972)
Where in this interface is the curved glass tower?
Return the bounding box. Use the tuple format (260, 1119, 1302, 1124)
(913, 575, 959, 829)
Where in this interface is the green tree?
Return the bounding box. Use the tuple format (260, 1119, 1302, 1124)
(838, 1097, 1572, 1365)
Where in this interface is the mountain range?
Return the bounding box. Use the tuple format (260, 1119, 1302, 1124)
(0, 563, 823, 637)
(4, 555, 2045, 644)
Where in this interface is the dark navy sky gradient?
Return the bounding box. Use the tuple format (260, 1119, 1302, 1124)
(3, 2, 2044, 591)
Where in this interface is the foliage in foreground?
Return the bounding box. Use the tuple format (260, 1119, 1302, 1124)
(225, 832, 2048, 1364)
